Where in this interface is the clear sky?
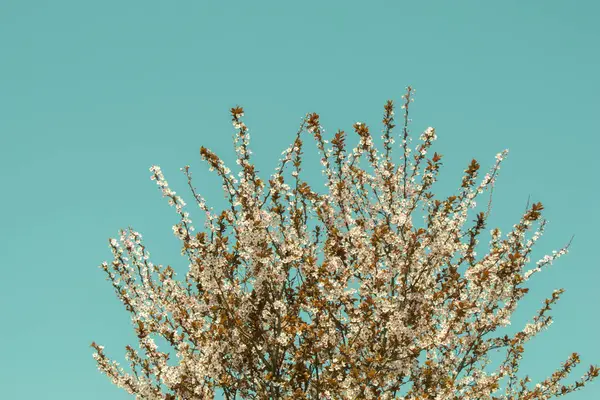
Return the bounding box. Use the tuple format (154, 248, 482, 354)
(1, 1, 599, 398)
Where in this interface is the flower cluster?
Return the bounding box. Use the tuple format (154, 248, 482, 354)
(92, 90, 598, 399)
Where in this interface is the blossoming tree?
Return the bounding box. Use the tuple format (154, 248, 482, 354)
(92, 88, 598, 399)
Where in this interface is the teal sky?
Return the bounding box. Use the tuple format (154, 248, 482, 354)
(1, 1, 599, 398)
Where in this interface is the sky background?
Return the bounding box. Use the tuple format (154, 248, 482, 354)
(1, 1, 599, 398)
